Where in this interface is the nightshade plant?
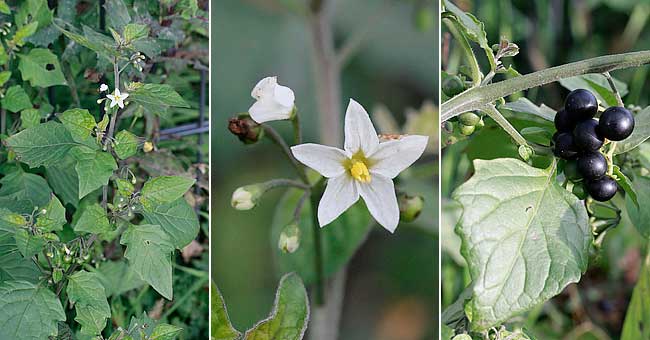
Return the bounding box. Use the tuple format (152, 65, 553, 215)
(0, 1, 207, 338)
(442, 1, 650, 339)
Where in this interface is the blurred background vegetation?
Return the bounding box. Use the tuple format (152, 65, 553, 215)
(212, 0, 437, 339)
(442, 1, 650, 339)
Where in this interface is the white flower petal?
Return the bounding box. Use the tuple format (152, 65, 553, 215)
(359, 173, 399, 233)
(291, 143, 347, 178)
(251, 76, 277, 100)
(249, 99, 292, 123)
(318, 175, 359, 227)
(369, 135, 429, 178)
(273, 84, 295, 108)
(114, 88, 121, 96)
(344, 99, 379, 155)
(121, 93, 129, 100)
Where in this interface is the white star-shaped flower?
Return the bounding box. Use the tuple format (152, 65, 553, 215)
(106, 88, 129, 109)
(291, 99, 428, 233)
(99, 83, 109, 92)
(248, 76, 295, 123)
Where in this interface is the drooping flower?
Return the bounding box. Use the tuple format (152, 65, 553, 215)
(291, 99, 428, 233)
(107, 88, 129, 109)
(99, 83, 109, 92)
(248, 76, 295, 123)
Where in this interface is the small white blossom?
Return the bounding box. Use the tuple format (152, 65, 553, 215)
(248, 76, 295, 123)
(99, 83, 109, 92)
(106, 88, 129, 109)
(291, 99, 428, 233)
(231, 187, 256, 210)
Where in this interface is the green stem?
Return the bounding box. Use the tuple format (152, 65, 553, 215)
(442, 15, 482, 86)
(480, 104, 528, 147)
(292, 111, 302, 145)
(262, 125, 310, 184)
(309, 181, 325, 306)
(442, 50, 650, 121)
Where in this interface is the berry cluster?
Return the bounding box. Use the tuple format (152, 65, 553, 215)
(553, 89, 635, 201)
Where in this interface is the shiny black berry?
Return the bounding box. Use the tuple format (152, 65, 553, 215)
(599, 106, 635, 141)
(564, 159, 581, 181)
(553, 132, 579, 159)
(577, 152, 607, 180)
(565, 89, 598, 121)
(554, 109, 575, 132)
(586, 176, 618, 201)
(573, 119, 604, 151)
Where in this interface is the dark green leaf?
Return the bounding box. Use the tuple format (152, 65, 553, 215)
(114, 130, 139, 160)
(0, 171, 52, 207)
(142, 198, 199, 249)
(2, 86, 32, 113)
(71, 147, 117, 199)
(18, 48, 67, 87)
(6, 121, 78, 168)
(211, 281, 241, 340)
(67, 270, 111, 335)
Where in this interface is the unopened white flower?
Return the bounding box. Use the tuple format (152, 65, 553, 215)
(99, 83, 109, 92)
(248, 76, 295, 123)
(106, 88, 129, 109)
(231, 185, 265, 210)
(291, 99, 428, 233)
(278, 223, 300, 253)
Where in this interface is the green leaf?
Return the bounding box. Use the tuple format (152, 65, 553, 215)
(142, 198, 199, 249)
(13, 229, 44, 258)
(271, 188, 372, 284)
(0, 281, 65, 340)
(621, 251, 650, 340)
(74, 203, 113, 236)
(559, 74, 628, 107)
(443, 0, 496, 70)
(140, 176, 195, 209)
(18, 48, 67, 87)
(105, 0, 131, 31)
(6, 121, 78, 168)
(34, 195, 66, 232)
(211, 281, 241, 340)
(2, 85, 32, 113)
(150, 324, 183, 340)
(114, 130, 139, 160)
(501, 98, 556, 122)
(123, 23, 149, 43)
(0, 71, 11, 87)
(453, 158, 591, 331)
(12, 21, 38, 46)
(71, 147, 117, 199)
(20, 109, 41, 130)
(626, 176, 650, 238)
(94, 260, 144, 297)
(67, 270, 110, 336)
(0, 232, 39, 283)
(616, 106, 650, 155)
(614, 165, 638, 208)
(128, 82, 190, 115)
(46, 158, 80, 208)
(0, 209, 28, 233)
(0, 1, 9, 14)
(120, 224, 174, 300)
(0, 171, 52, 207)
(55, 22, 118, 61)
(243, 272, 309, 340)
(58, 108, 96, 142)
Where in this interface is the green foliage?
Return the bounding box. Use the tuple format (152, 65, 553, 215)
(621, 250, 650, 340)
(0, 280, 65, 339)
(66, 270, 111, 335)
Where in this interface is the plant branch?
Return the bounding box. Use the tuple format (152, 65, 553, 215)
(102, 58, 121, 209)
(480, 104, 528, 147)
(442, 50, 650, 121)
(262, 125, 310, 184)
(603, 72, 624, 107)
(442, 15, 482, 86)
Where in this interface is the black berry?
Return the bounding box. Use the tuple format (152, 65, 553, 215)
(564, 159, 581, 181)
(577, 152, 607, 180)
(553, 133, 579, 159)
(586, 176, 618, 201)
(573, 119, 604, 151)
(554, 109, 575, 132)
(599, 106, 635, 141)
(565, 89, 598, 121)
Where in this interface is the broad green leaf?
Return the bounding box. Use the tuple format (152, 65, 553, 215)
(46, 158, 80, 208)
(142, 198, 199, 249)
(123, 23, 149, 43)
(105, 0, 131, 31)
(140, 176, 195, 209)
(15, 0, 52, 30)
(20, 109, 41, 129)
(94, 260, 144, 297)
(0, 71, 11, 87)
(35, 195, 66, 232)
(616, 106, 650, 155)
(0, 232, 39, 283)
(120, 224, 174, 300)
(614, 166, 638, 208)
(18, 48, 67, 87)
(114, 130, 139, 160)
(453, 158, 591, 331)
(0, 209, 28, 233)
(14, 229, 45, 258)
(55, 22, 118, 61)
(150, 324, 183, 340)
(501, 98, 555, 122)
(621, 250, 650, 340)
(67, 270, 110, 335)
(6, 121, 78, 168)
(74, 203, 113, 236)
(0, 1, 9, 14)
(559, 74, 628, 107)
(626, 176, 650, 238)
(2, 85, 32, 113)
(71, 147, 117, 199)
(211, 281, 241, 340)
(58, 108, 96, 142)
(12, 21, 38, 46)
(128, 82, 190, 115)
(0, 281, 65, 340)
(0, 171, 52, 207)
(443, 0, 495, 70)
(271, 188, 371, 284)
(243, 273, 309, 340)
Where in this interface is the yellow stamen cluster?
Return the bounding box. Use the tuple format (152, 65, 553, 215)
(350, 160, 371, 183)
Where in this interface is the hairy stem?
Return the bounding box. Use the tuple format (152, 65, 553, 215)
(442, 50, 650, 121)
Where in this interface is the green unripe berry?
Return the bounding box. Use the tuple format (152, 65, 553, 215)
(398, 194, 424, 222)
(572, 182, 588, 200)
(459, 124, 475, 136)
(442, 75, 465, 97)
(475, 118, 485, 130)
(459, 112, 481, 126)
(443, 121, 454, 133)
(564, 160, 582, 182)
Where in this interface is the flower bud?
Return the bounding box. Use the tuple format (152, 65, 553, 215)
(398, 193, 424, 222)
(143, 141, 154, 153)
(228, 114, 264, 144)
(278, 223, 300, 253)
(231, 185, 263, 210)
